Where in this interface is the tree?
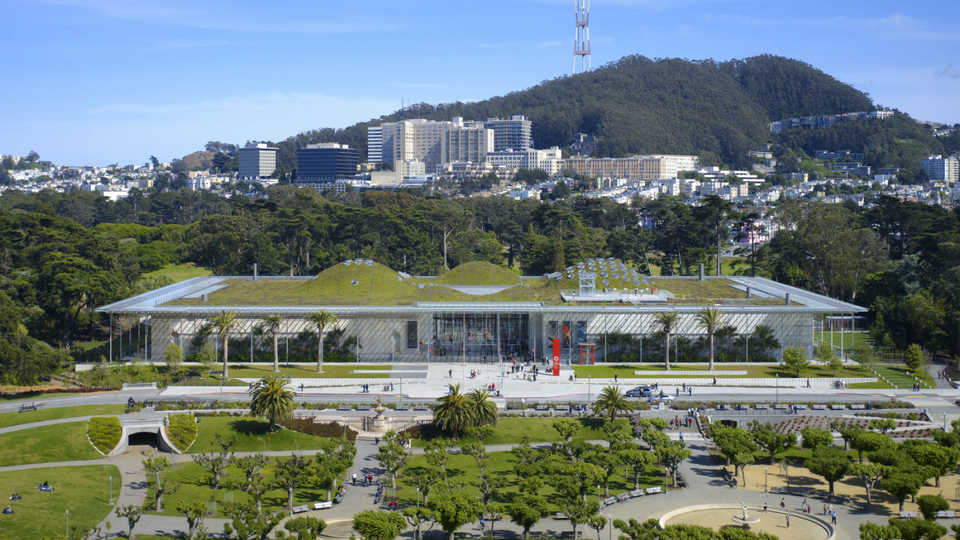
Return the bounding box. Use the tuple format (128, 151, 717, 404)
(587, 444, 622, 496)
(258, 315, 283, 372)
(209, 310, 238, 378)
(192, 434, 236, 489)
(849, 462, 889, 506)
(801, 428, 833, 450)
(248, 376, 294, 431)
(656, 441, 692, 487)
(588, 514, 607, 540)
(403, 506, 433, 540)
(711, 425, 757, 485)
(222, 501, 284, 540)
(467, 388, 498, 428)
(285, 517, 327, 540)
(507, 490, 546, 540)
(352, 510, 407, 540)
(114, 505, 143, 538)
(377, 431, 409, 491)
(782, 346, 809, 377)
(869, 418, 896, 434)
(163, 342, 183, 368)
(751, 423, 795, 463)
(906, 442, 959, 488)
(433, 384, 475, 437)
(232, 454, 269, 513)
(306, 310, 338, 371)
(176, 499, 206, 539)
(697, 307, 723, 370)
(553, 418, 580, 443)
(593, 386, 632, 423)
(916, 494, 949, 521)
(142, 450, 173, 510)
(851, 430, 890, 463)
(882, 470, 924, 512)
(889, 518, 946, 540)
(654, 312, 679, 370)
(618, 444, 653, 489)
(429, 488, 477, 540)
(905, 343, 925, 372)
(275, 454, 312, 515)
(806, 445, 850, 496)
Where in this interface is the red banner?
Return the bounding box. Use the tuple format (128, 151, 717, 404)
(552, 338, 560, 376)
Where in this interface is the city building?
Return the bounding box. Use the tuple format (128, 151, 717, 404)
(484, 115, 533, 151)
(770, 110, 893, 133)
(366, 127, 382, 164)
(563, 155, 699, 181)
(377, 119, 450, 172)
(296, 143, 360, 182)
(98, 260, 865, 366)
(238, 143, 278, 180)
(442, 122, 494, 164)
(921, 155, 960, 182)
(487, 147, 563, 176)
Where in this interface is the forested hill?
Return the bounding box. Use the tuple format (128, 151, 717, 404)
(266, 54, 874, 174)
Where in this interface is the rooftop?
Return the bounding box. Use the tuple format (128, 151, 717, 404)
(97, 260, 867, 315)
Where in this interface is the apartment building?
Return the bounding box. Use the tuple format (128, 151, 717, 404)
(921, 155, 960, 182)
(238, 143, 278, 180)
(484, 115, 533, 151)
(367, 127, 383, 164)
(563, 155, 698, 181)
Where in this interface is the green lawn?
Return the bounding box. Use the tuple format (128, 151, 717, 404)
(151, 459, 343, 517)
(874, 365, 932, 389)
(0, 422, 101, 466)
(437, 261, 520, 286)
(0, 465, 119, 540)
(395, 450, 663, 511)
(139, 262, 212, 284)
(227, 364, 391, 379)
(814, 331, 871, 350)
(189, 416, 335, 453)
(0, 404, 126, 429)
(412, 416, 614, 447)
(572, 364, 874, 380)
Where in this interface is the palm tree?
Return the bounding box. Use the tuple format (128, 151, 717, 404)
(654, 312, 679, 370)
(209, 311, 238, 378)
(593, 386, 632, 423)
(467, 388, 497, 427)
(305, 311, 338, 372)
(433, 384, 475, 437)
(258, 315, 283, 372)
(249, 376, 295, 431)
(697, 307, 723, 370)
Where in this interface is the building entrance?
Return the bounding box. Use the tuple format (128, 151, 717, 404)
(431, 313, 529, 361)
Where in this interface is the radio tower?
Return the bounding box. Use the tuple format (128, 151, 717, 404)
(572, 0, 591, 75)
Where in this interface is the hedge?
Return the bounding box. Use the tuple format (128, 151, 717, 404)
(282, 418, 358, 441)
(165, 413, 198, 451)
(87, 417, 121, 454)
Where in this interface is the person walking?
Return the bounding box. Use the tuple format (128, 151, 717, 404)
(785, 513, 790, 528)
(831, 511, 837, 525)
(352, 472, 357, 486)
(779, 498, 785, 509)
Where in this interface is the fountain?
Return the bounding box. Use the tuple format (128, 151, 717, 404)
(370, 398, 389, 432)
(731, 502, 761, 529)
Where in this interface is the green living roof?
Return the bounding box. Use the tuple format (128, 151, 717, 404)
(162, 259, 772, 307)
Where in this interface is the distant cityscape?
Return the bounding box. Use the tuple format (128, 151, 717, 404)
(2, 110, 959, 228)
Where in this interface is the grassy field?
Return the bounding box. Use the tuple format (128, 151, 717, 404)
(814, 331, 871, 349)
(151, 459, 344, 517)
(0, 422, 101, 466)
(412, 416, 617, 447)
(572, 364, 874, 380)
(645, 277, 742, 299)
(874, 365, 932, 389)
(188, 416, 335, 453)
(395, 450, 663, 510)
(436, 261, 520, 285)
(227, 364, 391, 379)
(0, 404, 126, 429)
(0, 465, 119, 540)
(139, 262, 211, 284)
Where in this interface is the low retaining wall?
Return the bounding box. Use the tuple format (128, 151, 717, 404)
(658, 504, 834, 540)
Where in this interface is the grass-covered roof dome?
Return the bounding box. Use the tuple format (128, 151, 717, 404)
(436, 261, 522, 286)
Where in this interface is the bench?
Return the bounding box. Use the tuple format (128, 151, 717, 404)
(292, 505, 310, 514)
(898, 511, 919, 519)
(645, 487, 663, 495)
(313, 501, 333, 510)
(773, 404, 788, 410)
(616, 493, 630, 502)
(629, 489, 645, 498)
(829, 404, 846, 410)
(811, 404, 826, 410)
(936, 510, 956, 518)
(850, 404, 867, 410)
(336, 405, 352, 411)
(18, 402, 39, 413)
(755, 403, 769, 410)
(603, 497, 617, 506)
(794, 404, 807, 410)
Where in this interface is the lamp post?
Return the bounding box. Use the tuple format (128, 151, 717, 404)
(65, 509, 69, 539)
(108, 473, 113, 505)
(764, 467, 768, 493)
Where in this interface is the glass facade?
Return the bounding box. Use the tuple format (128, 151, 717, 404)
(431, 313, 529, 360)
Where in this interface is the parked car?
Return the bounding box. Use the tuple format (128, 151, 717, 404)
(625, 386, 650, 398)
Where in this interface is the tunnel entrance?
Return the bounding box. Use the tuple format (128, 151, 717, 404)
(128, 431, 159, 448)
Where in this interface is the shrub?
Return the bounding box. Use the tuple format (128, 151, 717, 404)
(166, 413, 198, 451)
(917, 494, 949, 520)
(282, 418, 358, 441)
(88, 416, 122, 454)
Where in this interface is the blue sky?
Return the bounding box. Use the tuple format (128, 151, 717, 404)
(3, 0, 958, 166)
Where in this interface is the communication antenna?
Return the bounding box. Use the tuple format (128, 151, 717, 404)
(573, 0, 591, 75)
